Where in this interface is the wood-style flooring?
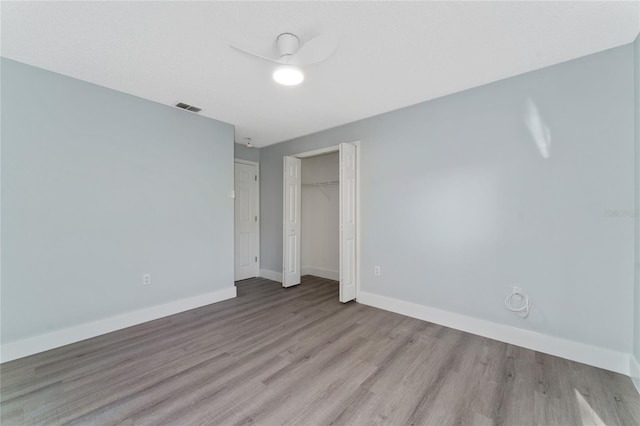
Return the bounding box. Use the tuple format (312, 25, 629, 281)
(1, 276, 639, 425)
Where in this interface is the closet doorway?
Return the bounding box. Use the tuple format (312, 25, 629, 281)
(282, 142, 359, 303)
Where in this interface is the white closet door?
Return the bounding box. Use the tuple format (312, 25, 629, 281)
(283, 156, 301, 287)
(339, 142, 357, 302)
(234, 162, 259, 280)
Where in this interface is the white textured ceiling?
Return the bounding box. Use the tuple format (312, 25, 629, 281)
(2, 1, 639, 147)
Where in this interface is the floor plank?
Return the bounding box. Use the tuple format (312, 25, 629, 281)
(1, 276, 638, 425)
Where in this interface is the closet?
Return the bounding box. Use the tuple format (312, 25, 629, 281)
(300, 152, 339, 281)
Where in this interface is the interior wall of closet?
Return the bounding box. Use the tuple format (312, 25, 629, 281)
(301, 152, 339, 281)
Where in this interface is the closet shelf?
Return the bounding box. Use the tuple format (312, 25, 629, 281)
(302, 180, 339, 187)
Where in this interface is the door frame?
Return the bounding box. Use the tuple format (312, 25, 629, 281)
(234, 159, 260, 280)
(285, 141, 361, 300)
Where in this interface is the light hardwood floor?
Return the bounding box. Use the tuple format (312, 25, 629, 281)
(1, 276, 639, 425)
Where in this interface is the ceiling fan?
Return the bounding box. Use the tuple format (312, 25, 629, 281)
(230, 32, 337, 86)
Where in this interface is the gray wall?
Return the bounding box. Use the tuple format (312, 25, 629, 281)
(634, 33, 640, 365)
(1, 59, 235, 344)
(234, 143, 260, 163)
(260, 44, 636, 354)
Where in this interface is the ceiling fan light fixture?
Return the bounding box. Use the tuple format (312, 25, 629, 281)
(273, 65, 304, 86)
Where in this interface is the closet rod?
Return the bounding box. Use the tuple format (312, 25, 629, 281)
(302, 180, 339, 187)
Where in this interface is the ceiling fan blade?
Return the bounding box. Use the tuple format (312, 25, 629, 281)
(230, 45, 283, 65)
(291, 34, 338, 66)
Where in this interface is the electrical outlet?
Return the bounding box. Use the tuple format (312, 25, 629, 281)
(143, 273, 151, 286)
(374, 266, 381, 276)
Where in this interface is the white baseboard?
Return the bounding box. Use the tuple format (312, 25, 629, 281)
(301, 266, 339, 281)
(260, 268, 338, 282)
(357, 290, 631, 376)
(259, 269, 282, 282)
(631, 355, 640, 395)
(0, 286, 237, 363)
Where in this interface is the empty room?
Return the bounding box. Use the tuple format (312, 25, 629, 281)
(2, 1, 640, 425)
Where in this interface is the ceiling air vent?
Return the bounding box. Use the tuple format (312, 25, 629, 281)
(175, 102, 202, 113)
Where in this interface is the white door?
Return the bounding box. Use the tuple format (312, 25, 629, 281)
(283, 156, 301, 287)
(234, 162, 259, 281)
(339, 142, 357, 302)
